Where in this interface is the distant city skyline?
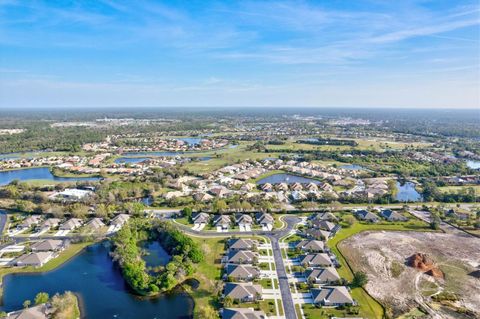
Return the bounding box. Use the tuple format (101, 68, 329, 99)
(0, 0, 479, 109)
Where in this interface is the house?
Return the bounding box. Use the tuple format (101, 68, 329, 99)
(214, 215, 231, 230)
(311, 286, 353, 306)
(5, 304, 52, 319)
(276, 183, 289, 192)
(223, 282, 262, 302)
(255, 212, 274, 230)
(192, 212, 210, 225)
(305, 267, 341, 285)
(301, 253, 333, 267)
(228, 238, 258, 251)
(235, 214, 253, 228)
(355, 210, 379, 223)
(31, 239, 67, 252)
(304, 228, 331, 240)
(380, 209, 407, 222)
(17, 215, 42, 230)
(226, 250, 259, 264)
(222, 308, 267, 319)
(312, 220, 337, 232)
(295, 240, 325, 253)
(225, 264, 260, 281)
(111, 214, 130, 227)
(210, 186, 229, 198)
(59, 218, 83, 231)
(261, 183, 273, 192)
(12, 252, 54, 267)
(51, 188, 93, 201)
(194, 192, 214, 202)
(305, 182, 318, 191)
(240, 183, 256, 192)
(290, 182, 303, 191)
(40, 218, 61, 230)
(85, 217, 106, 230)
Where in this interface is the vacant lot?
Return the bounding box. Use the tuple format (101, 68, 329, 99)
(340, 231, 480, 318)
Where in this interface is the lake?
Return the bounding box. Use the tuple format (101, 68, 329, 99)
(1, 242, 193, 319)
(115, 157, 153, 164)
(256, 173, 321, 185)
(177, 137, 202, 146)
(0, 167, 100, 186)
(395, 181, 423, 202)
(466, 160, 480, 169)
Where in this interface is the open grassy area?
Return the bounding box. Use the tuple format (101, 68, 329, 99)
(438, 185, 480, 193)
(187, 236, 226, 319)
(0, 242, 93, 299)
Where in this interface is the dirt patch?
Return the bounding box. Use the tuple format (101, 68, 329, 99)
(407, 253, 444, 279)
(339, 231, 480, 318)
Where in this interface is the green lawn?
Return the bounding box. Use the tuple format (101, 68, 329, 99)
(187, 236, 226, 319)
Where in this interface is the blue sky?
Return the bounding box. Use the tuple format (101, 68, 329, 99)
(0, 0, 479, 108)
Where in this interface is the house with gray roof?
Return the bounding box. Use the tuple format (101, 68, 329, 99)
(311, 286, 354, 306)
(214, 215, 232, 230)
(304, 228, 331, 240)
(31, 239, 67, 252)
(235, 214, 253, 228)
(225, 264, 260, 281)
(300, 253, 333, 267)
(228, 238, 258, 251)
(311, 220, 337, 232)
(6, 304, 51, 319)
(380, 209, 407, 222)
(17, 215, 42, 230)
(12, 251, 54, 267)
(355, 210, 379, 223)
(85, 218, 105, 230)
(255, 213, 274, 229)
(192, 212, 210, 225)
(224, 282, 262, 302)
(111, 213, 130, 226)
(311, 212, 338, 222)
(295, 240, 325, 253)
(39, 218, 61, 230)
(305, 267, 341, 285)
(226, 250, 259, 264)
(59, 218, 83, 231)
(222, 308, 267, 319)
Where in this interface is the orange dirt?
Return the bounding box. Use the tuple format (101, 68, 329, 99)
(407, 253, 444, 279)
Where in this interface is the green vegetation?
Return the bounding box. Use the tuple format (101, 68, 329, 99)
(110, 218, 203, 295)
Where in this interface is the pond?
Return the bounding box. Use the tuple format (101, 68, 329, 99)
(466, 160, 480, 169)
(395, 181, 423, 202)
(0, 242, 193, 319)
(123, 151, 185, 157)
(141, 241, 171, 268)
(0, 167, 100, 186)
(256, 173, 321, 185)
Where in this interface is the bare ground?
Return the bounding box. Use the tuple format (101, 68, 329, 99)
(339, 231, 480, 318)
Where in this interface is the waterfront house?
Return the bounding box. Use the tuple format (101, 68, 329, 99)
(225, 264, 260, 281)
(12, 251, 54, 267)
(31, 239, 67, 252)
(222, 308, 267, 319)
(223, 282, 262, 302)
(111, 214, 130, 227)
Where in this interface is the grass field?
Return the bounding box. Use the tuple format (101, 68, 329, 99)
(187, 236, 226, 319)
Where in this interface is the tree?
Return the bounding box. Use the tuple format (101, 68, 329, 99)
(223, 296, 234, 307)
(213, 200, 228, 213)
(23, 300, 31, 309)
(430, 215, 441, 230)
(70, 203, 88, 219)
(182, 207, 193, 220)
(344, 215, 356, 227)
(34, 292, 49, 305)
(196, 305, 218, 319)
(351, 271, 368, 288)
